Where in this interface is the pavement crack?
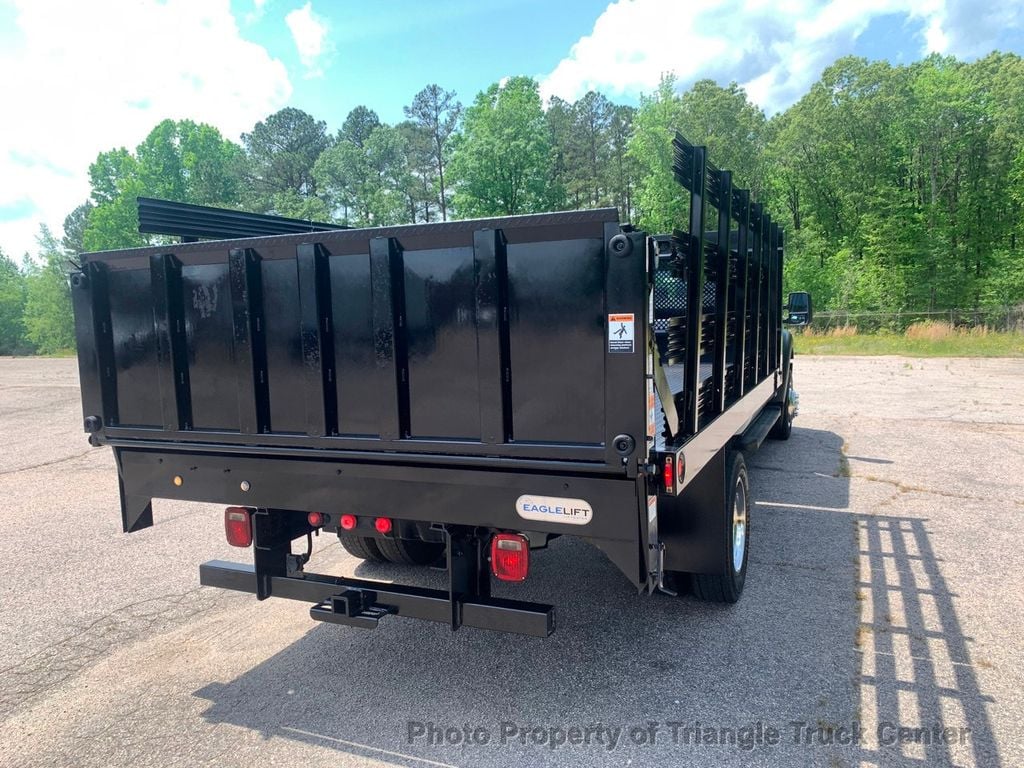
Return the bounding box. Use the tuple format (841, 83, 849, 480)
(0, 586, 234, 720)
(0, 449, 97, 477)
(851, 473, 1021, 505)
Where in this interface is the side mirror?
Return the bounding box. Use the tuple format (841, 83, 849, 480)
(785, 291, 813, 326)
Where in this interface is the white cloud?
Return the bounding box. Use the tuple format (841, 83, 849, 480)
(0, 0, 292, 259)
(540, 0, 1024, 113)
(285, 2, 331, 78)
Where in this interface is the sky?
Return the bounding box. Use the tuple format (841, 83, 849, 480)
(1, 0, 1022, 260)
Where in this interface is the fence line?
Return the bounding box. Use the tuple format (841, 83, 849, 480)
(811, 307, 1024, 333)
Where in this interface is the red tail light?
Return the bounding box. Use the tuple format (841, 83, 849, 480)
(663, 456, 675, 494)
(224, 507, 253, 548)
(491, 533, 529, 582)
(375, 517, 393, 534)
(340, 514, 357, 531)
(307, 511, 324, 527)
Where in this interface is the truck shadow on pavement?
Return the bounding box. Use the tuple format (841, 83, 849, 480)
(194, 426, 1000, 767)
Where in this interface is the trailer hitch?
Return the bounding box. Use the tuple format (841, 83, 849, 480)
(310, 588, 394, 629)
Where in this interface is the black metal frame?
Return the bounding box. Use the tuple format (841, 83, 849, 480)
(200, 524, 554, 637)
(73, 207, 646, 469)
(137, 197, 348, 241)
(73, 137, 789, 635)
(644, 134, 787, 577)
(111, 441, 647, 632)
(665, 133, 783, 442)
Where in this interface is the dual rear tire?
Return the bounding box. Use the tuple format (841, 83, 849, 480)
(337, 531, 444, 566)
(769, 359, 795, 440)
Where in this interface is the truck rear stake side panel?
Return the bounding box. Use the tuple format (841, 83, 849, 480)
(73, 208, 647, 469)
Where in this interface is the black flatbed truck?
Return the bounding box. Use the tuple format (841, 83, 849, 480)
(72, 134, 808, 637)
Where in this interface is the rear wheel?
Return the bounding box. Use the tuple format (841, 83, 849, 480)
(376, 537, 446, 566)
(692, 451, 750, 603)
(337, 532, 388, 563)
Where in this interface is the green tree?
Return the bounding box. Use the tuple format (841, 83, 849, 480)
(83, 120, 245, 251)
(404, 84, 463, 220)
(137, 119, 244, 205)
(0, 248, 27, 354)
(628, 74, 688, 234)
(88, 147, 137, 205)
(363, 124, 415, 225)
(396, 119, 440, 221)
(765, 54, 1024, 313)
(316, 106, 427, 225)
(544, 96, 574, 210)
(241, 107, 331, 213)
(340, 106, 381, 149)
(630, 76, 767, 234)
(23, 226, 75, 354)
(677, 80, 766, 197)
(314, 123, 413, 226)
(570, 91, 615, 208)
(268, 190, 332, 220)
(82, 150, 147, 252)
(449, 77, 555, 216)
(62, 202, 93, 256)
(606, 104, 639, 221)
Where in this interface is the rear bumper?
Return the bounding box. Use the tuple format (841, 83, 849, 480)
(114, 447, 648, 588)
(200, 560, 556, 637)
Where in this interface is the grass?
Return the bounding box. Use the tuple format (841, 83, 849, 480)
(793, 321, 1024, 357)
(0, 349, 77, 358)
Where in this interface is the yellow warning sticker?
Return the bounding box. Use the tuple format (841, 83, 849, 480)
(608, 313, 635, 353)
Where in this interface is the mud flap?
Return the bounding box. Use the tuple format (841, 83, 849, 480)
(116, 450, 153, 533)
(657, 447, 730, 575)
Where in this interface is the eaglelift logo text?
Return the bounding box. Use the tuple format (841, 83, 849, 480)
(515, 495, 593, 525)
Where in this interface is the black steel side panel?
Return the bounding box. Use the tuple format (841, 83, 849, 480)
(74, 209, 646, 469)
(329, 252, 377, 436)
(404, 246, 479, 440)
(107, 268, 161, 427)
(261, 255, 306, 434)
(506, 238, 605, 444)
(182, 263, 236, 431)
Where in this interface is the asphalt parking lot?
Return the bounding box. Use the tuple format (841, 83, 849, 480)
(0, 355, 1021, 768)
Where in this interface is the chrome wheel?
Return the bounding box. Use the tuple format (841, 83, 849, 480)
(732, 476, 748, 573)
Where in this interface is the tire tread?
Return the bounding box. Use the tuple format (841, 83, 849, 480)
(337, 532, 388, 563)
(691, 451, 748, 604)
(376, 537, 445, 566)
